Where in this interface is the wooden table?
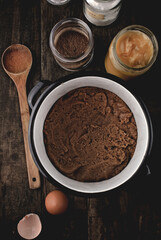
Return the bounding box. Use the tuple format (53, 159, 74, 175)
(1, 0, 161, 239)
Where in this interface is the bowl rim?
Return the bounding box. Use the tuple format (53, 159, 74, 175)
(28, 75, 152, 194)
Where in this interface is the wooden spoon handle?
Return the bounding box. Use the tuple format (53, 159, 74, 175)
(17, 85, 41, 189)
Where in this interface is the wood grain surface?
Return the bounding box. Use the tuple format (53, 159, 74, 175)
(1, 0, 161, 239)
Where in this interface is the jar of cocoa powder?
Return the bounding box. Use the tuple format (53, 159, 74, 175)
(49, 18, 94, 71)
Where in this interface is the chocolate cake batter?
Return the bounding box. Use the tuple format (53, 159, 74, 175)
(43, 87, 137, 182)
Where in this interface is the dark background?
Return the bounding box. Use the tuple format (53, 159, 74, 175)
(0, 0, 161, 239)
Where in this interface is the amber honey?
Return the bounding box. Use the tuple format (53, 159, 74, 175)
(105, 25, 158, 80)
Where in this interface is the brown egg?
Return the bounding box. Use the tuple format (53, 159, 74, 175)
(45, 190, 69, 215)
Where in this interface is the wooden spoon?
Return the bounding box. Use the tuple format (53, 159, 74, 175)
(1, 44, 41, 189)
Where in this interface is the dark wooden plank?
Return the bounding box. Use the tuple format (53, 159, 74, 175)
(40, 2, 88, 240)
(41, 0, 73, 81)
(0, 0, 42, 239)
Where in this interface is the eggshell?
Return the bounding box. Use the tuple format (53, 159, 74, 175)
(17, 213, 42, 239)
(45, 190, 68, 215)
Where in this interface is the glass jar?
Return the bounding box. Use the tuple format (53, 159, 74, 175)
(83, 0, 122, 26)
(47, 0, 71, 5)
(49, 18, 94, 71)
(105, 25, 158, 80)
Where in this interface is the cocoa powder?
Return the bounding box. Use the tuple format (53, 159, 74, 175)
(55, 30, 89, 58)
(3, 46, 30, 73)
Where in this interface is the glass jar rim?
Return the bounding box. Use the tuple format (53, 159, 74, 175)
(47, 0, 71, 5)
(49, 18, 94, 63)
(112, 25, 159, 72)
(85, 0, 121, 9)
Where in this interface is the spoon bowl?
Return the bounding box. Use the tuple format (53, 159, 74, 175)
(1, 44, 40, 189)
(2, 44, 32, 75)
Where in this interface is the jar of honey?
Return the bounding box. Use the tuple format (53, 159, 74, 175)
(105, 25, 158, 80)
